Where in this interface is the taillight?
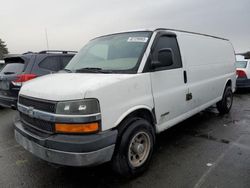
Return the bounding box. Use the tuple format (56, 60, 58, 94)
(236, 70, 247, 78)
(12, 74, 37, 86)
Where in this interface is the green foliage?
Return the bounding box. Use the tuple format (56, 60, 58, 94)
(0, 39, 9, 60)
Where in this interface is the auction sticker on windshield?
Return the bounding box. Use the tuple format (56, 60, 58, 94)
(127, 37, 148, 43)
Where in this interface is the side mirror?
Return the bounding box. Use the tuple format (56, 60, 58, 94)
(151, 48, 174, 69)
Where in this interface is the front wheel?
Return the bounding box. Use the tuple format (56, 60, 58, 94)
(216, 86, 233, 114)
(112, 118, 155, 177)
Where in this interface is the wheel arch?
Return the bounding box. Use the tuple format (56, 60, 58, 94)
(225, 79, 232, 88)
(221, 79, 232, 96)
(114, 105, 156, 132)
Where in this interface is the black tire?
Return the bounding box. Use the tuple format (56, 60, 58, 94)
(112, 117, 155, 177)
(216, 86, 233, 114)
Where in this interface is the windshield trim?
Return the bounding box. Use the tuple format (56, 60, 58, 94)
(131, 31, 153, 74)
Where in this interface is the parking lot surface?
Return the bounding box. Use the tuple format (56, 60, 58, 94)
(0, 91, 250, 188)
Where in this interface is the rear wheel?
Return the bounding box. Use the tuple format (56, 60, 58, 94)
(112, 118, 155, 177)
(216, 86, 233, 114)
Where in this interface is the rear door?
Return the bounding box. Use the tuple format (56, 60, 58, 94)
(32, 55, 74, 76)
(150, 33, 189, 130)
(0, 57, 26, 98)
(32, 55, 73, 76)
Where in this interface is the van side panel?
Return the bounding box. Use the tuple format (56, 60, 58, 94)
(176, 32, 236, 111)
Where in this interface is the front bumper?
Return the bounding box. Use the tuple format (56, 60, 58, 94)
(236, 78, 250, 89)
(0, 95, 17, 109)
(14, 118, 118, 167)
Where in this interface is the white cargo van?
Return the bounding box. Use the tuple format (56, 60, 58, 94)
(14, 28, 236, 177)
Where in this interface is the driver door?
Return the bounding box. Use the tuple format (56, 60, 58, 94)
(150, 33, 189, 130)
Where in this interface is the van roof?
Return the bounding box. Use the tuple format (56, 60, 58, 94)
(154, 28, 229, 41)
(93, 28, 229, 41)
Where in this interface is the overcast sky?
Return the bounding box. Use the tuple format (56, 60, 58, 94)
(0, 0, 249, 53)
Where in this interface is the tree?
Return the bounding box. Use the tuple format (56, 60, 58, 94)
(0, 39, 9, 60)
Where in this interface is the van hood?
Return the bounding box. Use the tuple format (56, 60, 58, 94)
(20, 73, 135, 101)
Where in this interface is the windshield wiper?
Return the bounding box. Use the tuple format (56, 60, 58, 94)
(75, 67, 114, 73)
(62, 68, 73, 73)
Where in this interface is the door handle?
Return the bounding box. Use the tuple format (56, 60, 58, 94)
(183, 70, 187, 84)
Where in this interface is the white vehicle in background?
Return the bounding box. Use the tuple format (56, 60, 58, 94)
(14, 28, 236, 177)
(236, 54, 250, 89)
(0, 60, 4, 70)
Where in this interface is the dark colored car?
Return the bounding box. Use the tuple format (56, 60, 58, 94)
(0, 50, 76, 109)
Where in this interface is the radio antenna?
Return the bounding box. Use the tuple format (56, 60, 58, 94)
(45, 28, 50, 50)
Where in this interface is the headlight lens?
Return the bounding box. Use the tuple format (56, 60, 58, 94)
(56, 99, 100, 115)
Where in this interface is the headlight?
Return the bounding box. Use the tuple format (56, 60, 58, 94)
(56, 99, 100, 115)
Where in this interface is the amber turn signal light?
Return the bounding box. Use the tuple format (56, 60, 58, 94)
(55, 122, 99, 133)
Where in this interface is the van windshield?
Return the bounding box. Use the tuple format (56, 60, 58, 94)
(66, 31, 152, 73)
(236, 61, 248, 68)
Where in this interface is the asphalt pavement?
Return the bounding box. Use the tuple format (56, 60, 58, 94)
(0, 90, 250, 188)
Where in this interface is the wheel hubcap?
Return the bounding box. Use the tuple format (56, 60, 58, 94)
(132, 143, 145, 154)
(128, 131, 151, 168)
